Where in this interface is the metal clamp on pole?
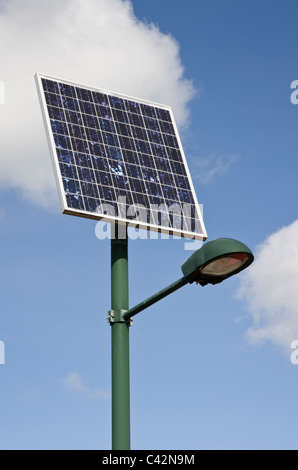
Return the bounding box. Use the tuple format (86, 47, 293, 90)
(107, 309, 133, 326)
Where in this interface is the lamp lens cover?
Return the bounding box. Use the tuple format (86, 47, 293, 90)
(201, 253, 249, 277)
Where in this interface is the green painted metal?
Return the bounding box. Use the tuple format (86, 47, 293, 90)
(111, 229, 130, 450)
(181, 238, 254, 285)
(122, 276, 188, 321)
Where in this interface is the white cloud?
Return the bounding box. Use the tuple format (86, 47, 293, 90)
(190, 152, 239, 184)
(0, 0, 195, 207)
(61, 372, 109, 399)
(237, 219, 298, 353)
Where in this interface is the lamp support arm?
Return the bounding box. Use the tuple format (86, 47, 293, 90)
(122, 276, 189, 321)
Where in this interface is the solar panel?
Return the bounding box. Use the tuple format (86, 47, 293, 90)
(35, 73, 207, 240)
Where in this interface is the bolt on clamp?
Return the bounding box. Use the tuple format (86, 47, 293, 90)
(107, 309, 133, 326)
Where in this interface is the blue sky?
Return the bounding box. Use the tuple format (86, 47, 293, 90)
(1, 0, 298, 450)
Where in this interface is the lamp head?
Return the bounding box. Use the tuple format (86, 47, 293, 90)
(181, 238, 254, 286)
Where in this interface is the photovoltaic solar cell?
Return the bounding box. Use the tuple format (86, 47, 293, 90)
(35, 73, 207, 240)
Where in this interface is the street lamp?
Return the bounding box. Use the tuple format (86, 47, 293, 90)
(181, 238, 254, 286)
(109, 234, 254, 450)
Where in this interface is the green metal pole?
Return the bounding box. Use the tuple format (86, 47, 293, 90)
(110, 225, 130, 450)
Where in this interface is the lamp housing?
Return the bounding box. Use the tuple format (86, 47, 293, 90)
(181, 238, 254, 286)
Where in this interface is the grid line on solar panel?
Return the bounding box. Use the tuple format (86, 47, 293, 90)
(37, 75, 206, 238)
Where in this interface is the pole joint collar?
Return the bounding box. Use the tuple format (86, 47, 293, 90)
(107, 309, 133, 326)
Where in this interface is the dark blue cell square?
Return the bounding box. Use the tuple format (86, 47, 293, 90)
(95, 170, 112, 187)
(96, 105, 113, 120)
(60, 163, 78, 179)
(54, 134, 72, 150)
(72, 138, 89, 154)
(90, 142, 106, 158)
(45, 92, 62, 108)
(85, 128, 102, 143)
(116, 122, 132, 137)
(175, 174, 191, 190)
(112, 174, 130, 190)
(101, 185, 116, 202)
(162, 185, 177, 201)
(151, 143, 167, 158)
(155, 108, 171, 122)
(129, 178, 145, 194)
(128, 113, 144, 127)
(142, 167, 159, 182)
(92, 154, 108, 171)
(93, 92, 109, 106)
(163, 134, 179, 149)
(99, 118, 116, 134)
(147, 130, 163, 145)
(50, 119, 68, 135)
(62, 177, 81, 195)
(58, 83, 76, 98)
(66, 194, 85, 210)
(42, 79, 59, 94)
(61, 96, 80, 112)
(167, 147, 182, 162)
(159, 120, 175, 135)
(106, 146, 123, 161)
(121, 150, 139, 165)
(114, 189, 133, 206)
(140, 104, 156, 118)
(133, 192, 149, 206)
(84, 197, 100, 213)
(158, 170, 174, 187)
(139, 153, 155, 168)
(82, 114, 98, 129)
(65, 110, 83, 126)
(48, 106, 65, 121)
(78, 167, 96, 183)
(112, 109, 128, 124)
(77, 88, 93, 102)
(79, 100, 96, 116)
(75, 152, 92, 168)
(119, 136, 135, 151)
(125, 163, 142, 179)
(125, 100, 141, 114)
(145, 181, 163, 199)
(102, 132, 119, 147)
(80, 181, 99, 199)
(131, 126, 147, 141)
(170, 161, 186, 176)
(109, 96, 125, 110)
(134, 139, 151, 155)
(155, 157, 171, 173)
(143, 117, 160, 131)
(57, 148, 74, 164)
(178, 189, 194, 204)
(69, 124, 87, 140)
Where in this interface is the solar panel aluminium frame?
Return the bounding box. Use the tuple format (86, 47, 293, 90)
(35, 72, 207, 241)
